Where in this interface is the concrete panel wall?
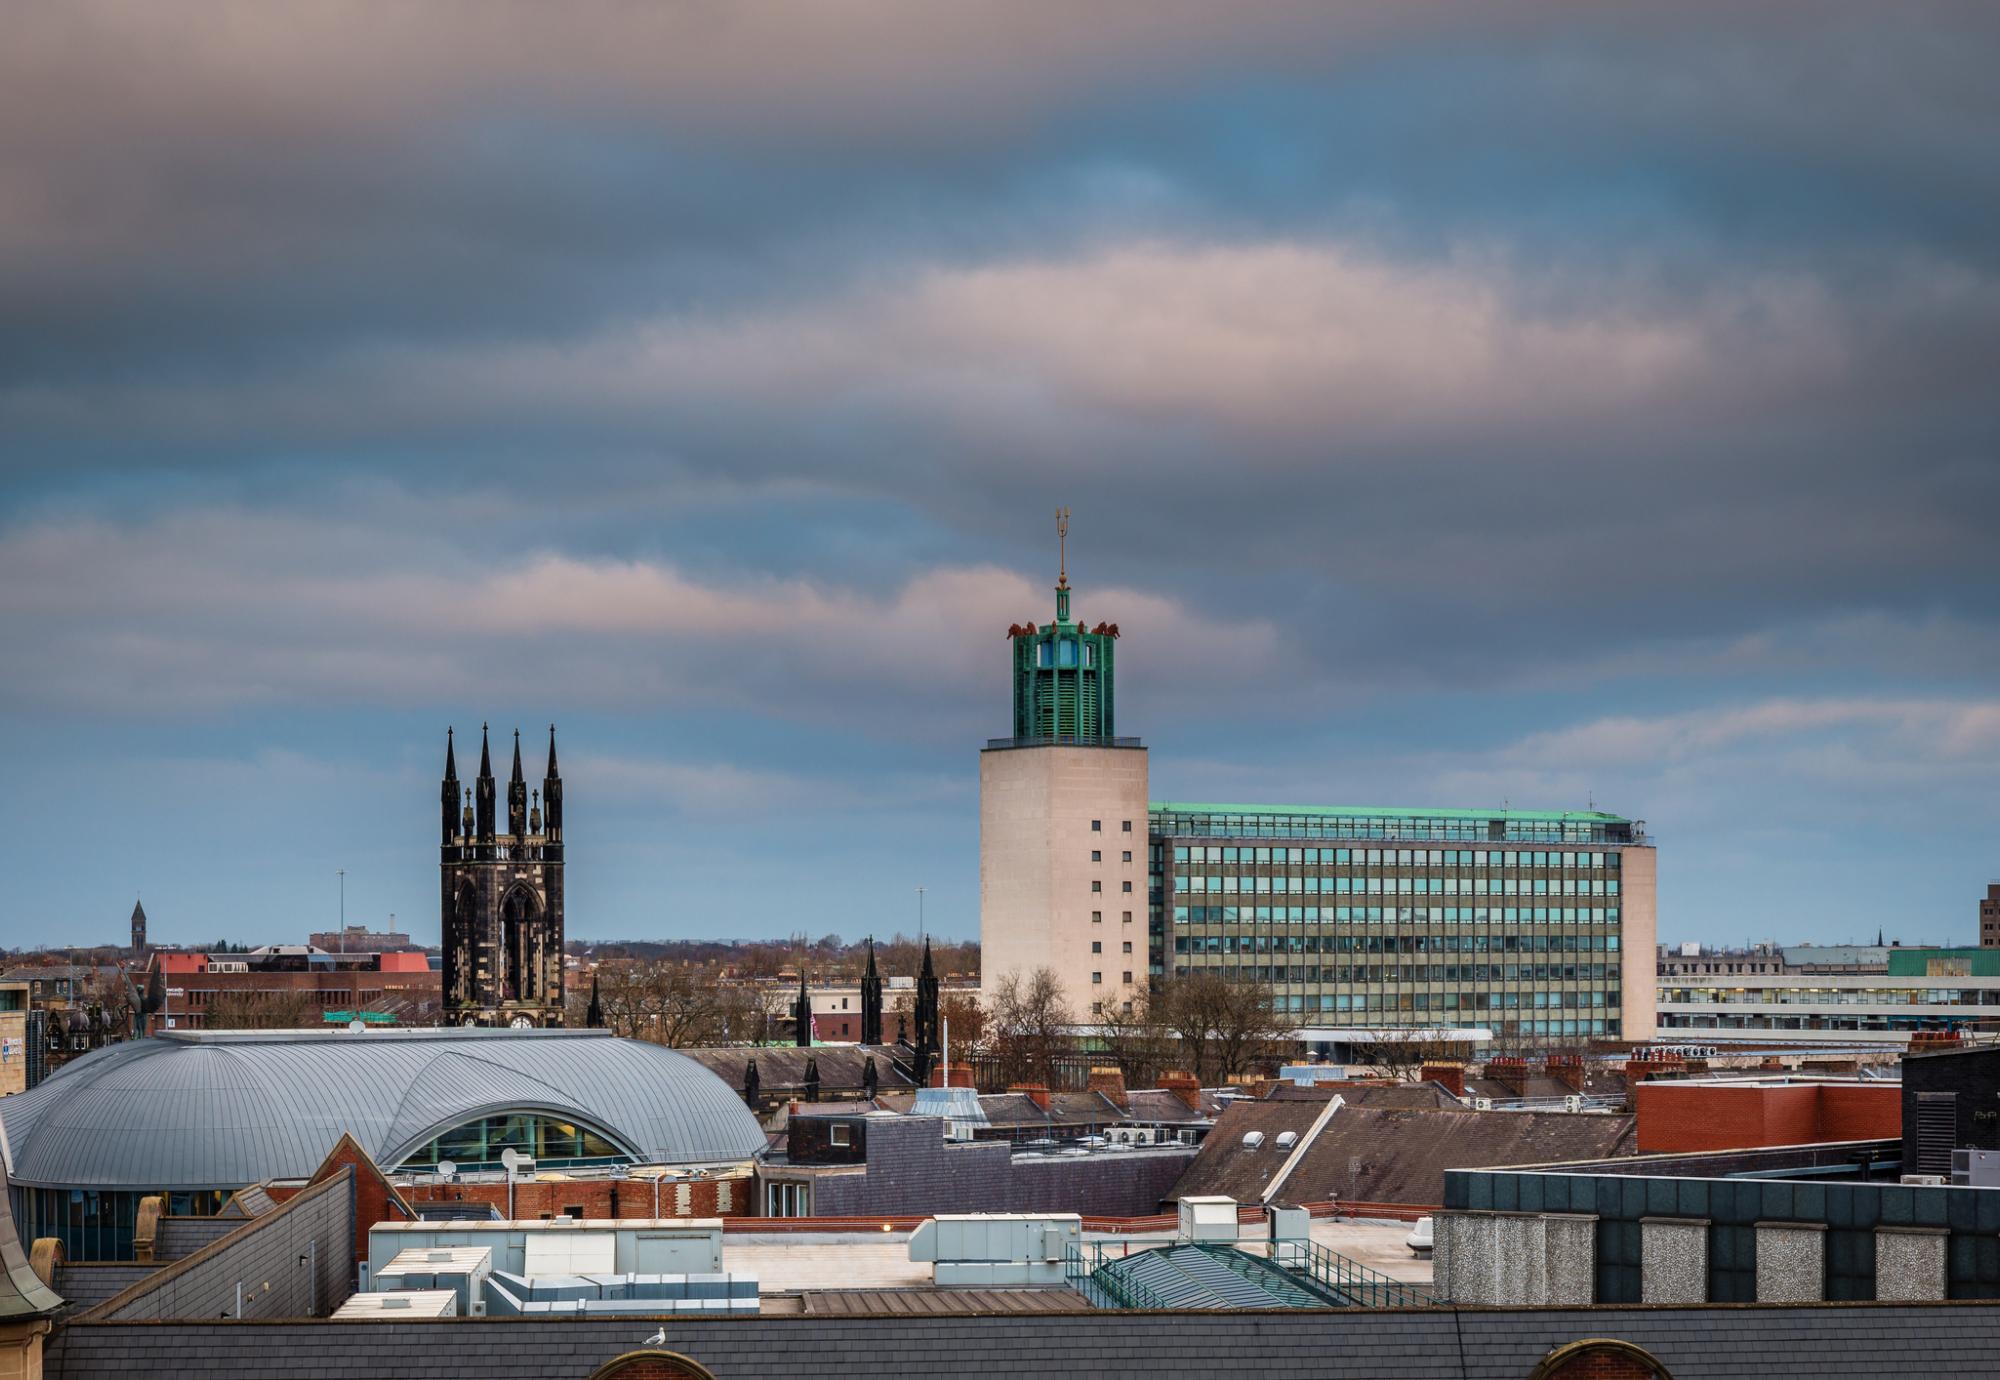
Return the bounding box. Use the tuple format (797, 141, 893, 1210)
(1618, 846, 1658, 1042)
(1433, 1211, 1595, 1306)
(1640, 1217, 1707, 1304)
(1755, 1222, 1825, 1302)
(1875, 1226, 1947, 1302)
(980, 745, 1149, 1022)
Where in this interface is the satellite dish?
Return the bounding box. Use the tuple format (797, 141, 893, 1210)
(499, 1148, 520, 1173)
(348, 1020, 365, 1034)
(436, 1159, 456, 1179)
(510, 1015, 533, 1030)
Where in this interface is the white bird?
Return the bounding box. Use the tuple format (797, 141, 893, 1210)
(642, 1328, 667, 1346)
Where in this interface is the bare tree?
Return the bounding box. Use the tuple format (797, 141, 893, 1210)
(1154, 971, 1290, 1084)
(986, 968, 1074, 1086)
(204, 989, 320, 1030)
(1094, 990, 1179, 1087)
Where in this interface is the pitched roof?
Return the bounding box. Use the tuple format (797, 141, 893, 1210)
(680, 1044, 912, 1092)
(1168, 1101, 1636, 1207)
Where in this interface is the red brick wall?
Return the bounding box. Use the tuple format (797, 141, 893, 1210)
(1543, 1350, 1663, 1379)
(587, 1356, 714, 1380)
(1817, 1083, 1902, 1140)
(401, 1174, 752, 1220)
(1636, 1082, 1900, 1153)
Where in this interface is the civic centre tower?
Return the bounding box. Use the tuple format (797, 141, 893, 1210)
(979, 533, 1657, 1043)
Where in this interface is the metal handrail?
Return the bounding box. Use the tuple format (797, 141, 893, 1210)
(1063, 1240, 1175, 1311)
(1292, 1240, 1433, 1309)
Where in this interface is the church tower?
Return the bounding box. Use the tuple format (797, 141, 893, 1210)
(980, 512, 1149, 1023)
(129, 899, 147, 957)
(440, 724, 567, 1027)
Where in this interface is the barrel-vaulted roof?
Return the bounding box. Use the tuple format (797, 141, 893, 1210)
(0, 1028, 767, 1190)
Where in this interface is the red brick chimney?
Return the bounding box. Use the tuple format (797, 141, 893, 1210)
(929, 1062, 976, 1089)
(1087, 1066, 1130, 1112)
(1009, 1083, 1052, 1112)
(1624, 1051, 1684, 1085)
(1157, 1070, 1202, 1112)
(1486, 1056, 1530, 1098)
(1421, 1062, 1466, 1098)
(1545, 1054, 1585, 1093)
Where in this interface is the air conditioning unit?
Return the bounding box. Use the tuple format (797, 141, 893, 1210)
(1901, 1174, 1947, 1186)
(1563, 1095, 1583, 1113)
(1473, 1097, 1492, 1112)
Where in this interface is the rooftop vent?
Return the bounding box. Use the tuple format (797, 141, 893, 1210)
(1242, 1131, 1265, 1149)
(1275, 1131, 1298, 1150)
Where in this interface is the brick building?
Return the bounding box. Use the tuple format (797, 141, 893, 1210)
(145, 947, 440, 1033)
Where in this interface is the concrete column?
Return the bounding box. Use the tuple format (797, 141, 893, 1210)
(1875, 1226, 1948, 1301)
(1755, 1221, 1826, 1302)
(1640, 1216, 1709, 1304)
(1433, 1211, 1596, 1305)
(1541, 1213, 1598, 1306)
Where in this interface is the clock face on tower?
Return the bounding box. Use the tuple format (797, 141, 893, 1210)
(510, 1015, 533, 1030)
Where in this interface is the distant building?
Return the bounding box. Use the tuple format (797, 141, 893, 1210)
(129, 898, 146, 956)
(981, 533, 1659, 1041)
(0, 982, 26, 1097)
(309, 922, 415, 953)
(439, 724, 565, 1028)
(1656, 943, 1786, 978)
(1657, 945, 2000, 1044)
(1983, 882, 2000, 947)
(145, 946, 440, 1033)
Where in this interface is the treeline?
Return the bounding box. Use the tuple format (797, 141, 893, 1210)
(571, 932, 979, 982)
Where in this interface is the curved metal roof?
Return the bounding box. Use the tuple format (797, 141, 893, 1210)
(0, 1028, 768, 1190)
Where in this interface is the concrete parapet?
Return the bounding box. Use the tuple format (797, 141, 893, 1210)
(1874, 1225, 1947, 1302)
(1754, 1221, 1826, 1302)
(1640, 1216, 1708, 1304)
(1433, 1211, 1596, 1306)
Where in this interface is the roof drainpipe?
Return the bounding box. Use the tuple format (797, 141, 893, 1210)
(1260, 1094, 1344, 1206)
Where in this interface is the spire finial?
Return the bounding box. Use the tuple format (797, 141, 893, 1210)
(1056, 506, 1070, 590)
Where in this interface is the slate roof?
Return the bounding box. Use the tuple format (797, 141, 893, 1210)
(0, 1028, 767, 1190)
(680, 1044, 913, 1092)
(1168, 1101, 1637, 1207)
(42, 1304, 2000, 1378)
(1264, 1082, 1466, 1110)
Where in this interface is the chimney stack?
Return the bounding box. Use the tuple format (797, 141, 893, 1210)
(1009, 1083, 1052, 1112)
(1157, 1070, 1201, 1112)
(1087, 1066, 1130, 1111)
(1421, 1062, 1466, 1098)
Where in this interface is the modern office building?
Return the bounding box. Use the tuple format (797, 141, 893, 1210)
(1656, 976, 2000, 1044)
(980, 544, 1658, 1041)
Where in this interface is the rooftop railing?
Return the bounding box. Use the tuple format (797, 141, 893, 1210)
(985, 735, 1145, 750)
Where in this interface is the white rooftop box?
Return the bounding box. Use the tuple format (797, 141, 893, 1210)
(1179, 1196, 1239, 1243)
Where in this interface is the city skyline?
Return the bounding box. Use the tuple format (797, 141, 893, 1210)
(4, 3, 1998, 951)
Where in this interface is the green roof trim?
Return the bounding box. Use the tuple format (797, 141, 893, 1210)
(1149, 802, 1632, 825)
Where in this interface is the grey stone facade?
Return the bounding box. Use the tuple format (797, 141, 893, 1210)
(1755, 1221, 1825, 1302)
(1875, 1225, 1948, 1302)
(1640, 1216, 1708, 1304)
(765, 1116, 1194, 1219)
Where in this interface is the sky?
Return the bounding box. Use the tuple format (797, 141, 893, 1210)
(3, 2, 1997, 954)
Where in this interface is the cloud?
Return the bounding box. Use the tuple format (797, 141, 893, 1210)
(0, 505, 1279, 724)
